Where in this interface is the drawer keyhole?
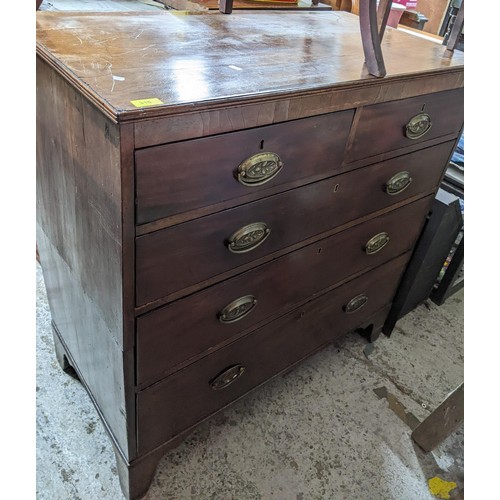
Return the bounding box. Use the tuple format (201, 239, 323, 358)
(260, 140, 264, 150)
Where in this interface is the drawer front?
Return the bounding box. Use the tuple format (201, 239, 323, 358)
(137, 196, 432, 385)
(135, 110, 354, 224)
(345, 88, 463, 162)
(136, 253, 410, 454)
(136, 141, 453, 306)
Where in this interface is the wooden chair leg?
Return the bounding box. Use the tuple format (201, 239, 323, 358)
(445, 1, 464, 52)
(358, 0, 393, 77)
(376, 0, 393, 40)
(219, 0, 233, 14)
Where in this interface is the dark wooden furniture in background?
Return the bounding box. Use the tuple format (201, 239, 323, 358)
(36, 10, 464, 500)
(160, 0, 331, 11)
(410, 0, 449, 35)
(400, 9, 428, 30)
(333, 0, 352, 10)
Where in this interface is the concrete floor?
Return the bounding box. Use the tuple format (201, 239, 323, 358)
(36, 2, 464, 498)
(36, 258, 464, 500)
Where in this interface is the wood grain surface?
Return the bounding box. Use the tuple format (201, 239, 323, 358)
(135, 141, 455, 306)
(36, 11, 464, 121)
(411, 383, 464, 452)
(414, 0, 449, 35)
(135, 110, 354, 224)
(136, 252, 410, 454)
(136, 196, 432, 386)
(37, 55, 137, 460)
(345, 88, 464, 162)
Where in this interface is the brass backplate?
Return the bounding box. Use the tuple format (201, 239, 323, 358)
(236, 152, 283, 186)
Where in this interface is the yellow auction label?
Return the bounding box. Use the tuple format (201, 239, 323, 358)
(130, 98, 163, 108)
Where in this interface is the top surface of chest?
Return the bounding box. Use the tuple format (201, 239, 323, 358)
(36, 11, 464, 121)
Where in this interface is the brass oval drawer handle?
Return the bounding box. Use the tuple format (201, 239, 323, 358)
(343, 294, 368, 314)
(218, 295, 257, 324)
(364, 232, 390, 255)
(236, 152, 284, 186)
(210, 364, 245, 390)
(227, 222, 271, 254)
(385, 171, 412, 195)
(405, 113, 432, 140)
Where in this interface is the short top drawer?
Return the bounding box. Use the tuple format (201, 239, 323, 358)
(135, 110, 354, 224)
(345, 88, 464, 162)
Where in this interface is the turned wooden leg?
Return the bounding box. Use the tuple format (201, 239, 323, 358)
(52, 324, 80, 380)
(113, 446, 165, 500)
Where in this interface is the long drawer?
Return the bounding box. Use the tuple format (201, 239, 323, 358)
(136, 141, 454, 306)
(135, 110, 354, 224)
(136, 252, 410, 454)
(345, 88, 463, 162)
(136, 196, 432, 385)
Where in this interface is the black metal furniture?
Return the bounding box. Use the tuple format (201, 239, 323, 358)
(383, 188, 464, 335)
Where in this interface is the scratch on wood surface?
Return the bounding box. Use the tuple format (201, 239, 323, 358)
(88, 199, 121, 246)
(104, 62, 115, 92)
(115, 44, 157, 57)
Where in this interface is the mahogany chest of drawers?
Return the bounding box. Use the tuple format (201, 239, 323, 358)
(36, 10, 464, 499)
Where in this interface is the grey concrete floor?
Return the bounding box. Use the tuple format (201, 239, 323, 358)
(36, 259, 464, 500)
(36, 3, 464, 499)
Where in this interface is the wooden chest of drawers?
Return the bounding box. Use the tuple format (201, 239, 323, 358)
(36, 10, 464, 499)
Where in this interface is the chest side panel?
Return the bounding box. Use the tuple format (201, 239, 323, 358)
(36, 57, 134, 460)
